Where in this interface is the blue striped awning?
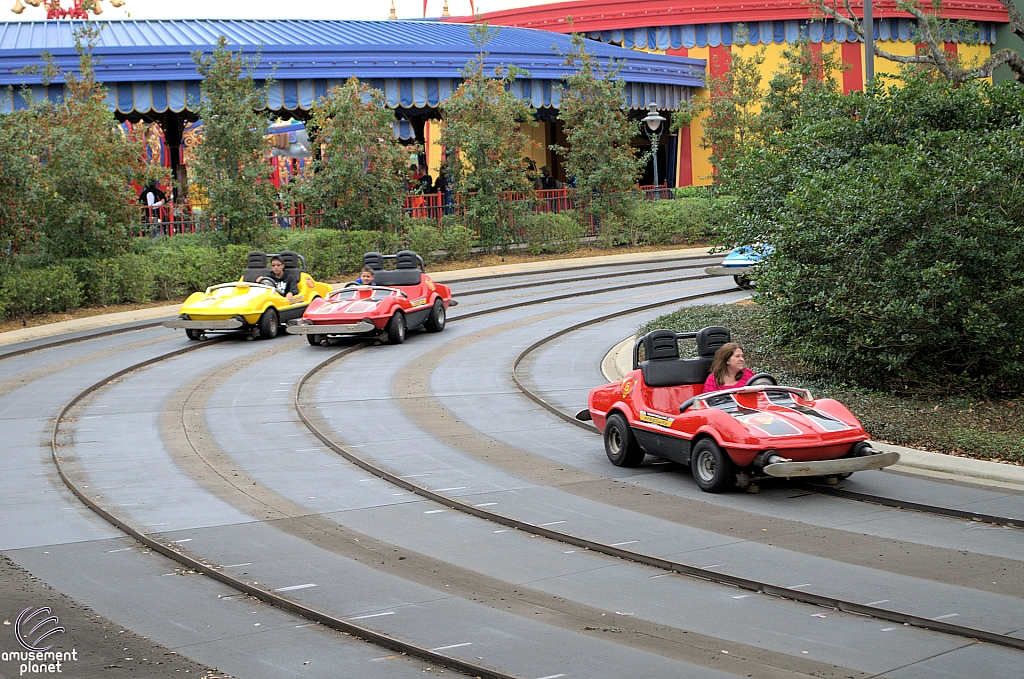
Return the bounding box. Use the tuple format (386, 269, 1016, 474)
(587, 19, 997, 49)
(0, 75, 691, 114)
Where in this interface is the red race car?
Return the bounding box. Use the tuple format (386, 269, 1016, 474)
(577, 327, 899, 493)
(286, 250, 455, 345)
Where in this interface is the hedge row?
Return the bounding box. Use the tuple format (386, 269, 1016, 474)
(0, 197, 721, 320)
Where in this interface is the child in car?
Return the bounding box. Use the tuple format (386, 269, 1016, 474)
(354, 266, 376, 286)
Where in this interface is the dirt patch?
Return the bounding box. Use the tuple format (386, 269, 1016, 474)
(0, 553, 230, 679)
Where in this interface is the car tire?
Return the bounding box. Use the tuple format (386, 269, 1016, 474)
(307, 333, 322, 346)
(691, 438, 734, 493)
(734, 274, 754, 290)
(258, 308, 279, 340)
(185, 329, 202, 341)
(604, 413, 645, 467)
(386, 311, 406, 345)
(424, 299, 446, 333)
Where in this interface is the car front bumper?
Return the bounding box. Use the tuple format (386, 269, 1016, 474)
(285, 320, 376, 335)
(763, 451, 900, 477)
(705, 265, 753, 276)
(163, 317, 246, 330)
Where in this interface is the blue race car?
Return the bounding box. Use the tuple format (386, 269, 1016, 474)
(705, 245, 773, 289)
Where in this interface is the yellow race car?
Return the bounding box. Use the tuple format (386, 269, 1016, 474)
(163, 250, 333, 340)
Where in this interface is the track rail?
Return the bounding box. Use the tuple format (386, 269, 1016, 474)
(295, 293, 1024, 653)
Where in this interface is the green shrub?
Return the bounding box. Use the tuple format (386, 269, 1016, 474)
(625, 198, 714, 245)
(720, 74, 1024, 393)
(276, 229, 345, 280)
(404, 220, 443, 265)
(0, 265, 83, 319)
(595, 214, 642, 248)
(439, 217, 476, 261)
(338, 229, 402, 273)
(520, 212, 587, 254)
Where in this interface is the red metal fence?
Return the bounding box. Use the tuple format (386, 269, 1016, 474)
(135, 184, 674, 238)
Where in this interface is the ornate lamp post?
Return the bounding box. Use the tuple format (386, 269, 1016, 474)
(640, 103, 666, 197)
(10, 0, 124, 19)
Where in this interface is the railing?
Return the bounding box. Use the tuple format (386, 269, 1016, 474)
(133, 183, 674, 238)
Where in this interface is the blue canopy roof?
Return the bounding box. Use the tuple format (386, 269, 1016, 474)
(0, 19, 704, 114)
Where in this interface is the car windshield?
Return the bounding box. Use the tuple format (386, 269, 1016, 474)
(332, 288, 394, 302)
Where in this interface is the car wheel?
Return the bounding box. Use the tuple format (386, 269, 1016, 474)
(185, 328, 202, 341)
(386, 311, 406, 345)
(258, 308, 279, 340)
(734, 274, 754, 289)
(691, 439, 734, 493)
(604, 413, 645, 467)
(307, 333, 322, 346)
(424, 300, 446, 332)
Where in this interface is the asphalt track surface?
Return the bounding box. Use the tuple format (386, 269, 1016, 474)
(2, 253, 1023, 679)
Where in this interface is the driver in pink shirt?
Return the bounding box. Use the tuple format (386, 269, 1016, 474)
(703, 342, 755, 393)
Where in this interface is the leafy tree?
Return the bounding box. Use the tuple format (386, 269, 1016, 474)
(0, 25, 146, 262)
(440, 23, 536, 248)
(551, 32, 645, 219)
(190, 36, 275, 244)
(290, 77, 410, 232)
(814, 0, 1024, 82)
(719, 72, 1024, 393)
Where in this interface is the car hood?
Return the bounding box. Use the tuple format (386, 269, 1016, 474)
(181, 285, 275, 314)
(700, 391, 855, 438)
(306, 296, 383, 319)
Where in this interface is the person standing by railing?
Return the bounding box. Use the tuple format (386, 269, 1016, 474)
(139, 180, 166, 238)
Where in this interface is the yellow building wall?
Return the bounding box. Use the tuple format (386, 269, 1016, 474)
(425, 119, 443, 181)
(522, 121, 548, 169)
(957, 43, 993, 83)
(686, 45, 714, 186)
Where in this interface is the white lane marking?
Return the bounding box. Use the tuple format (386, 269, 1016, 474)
(431, 642, 472, 651)
(106, 548, 132, 553)
(435, 487, 466, 492)
(812, 614, 826, 618)
(493, 530, 507, 533)
(610, 540, 639, 547)
(274, 583, 317, 592)
(536, 674, 566, 679)
(146, 522, 170, 526)
(224, 563, 252, 568)
(650, 573, 672, 579)
(866, 600, 890, 606)
(425, 510, 445, 514)
(539, 521, 566, 527)
(400, 473, 432, 478)
(281, 433, 304, 436)
(933, 613, 960, 620)
(85, 405, 109, 408)
(350, 611, 395, 620)
(273, 389, 290, 392)
(732, 595, 749, 599)
(474, 502, 498, 507)
(787, 583, 812, 590)
(880, 627, 895, 632)
(173, 539, 192, 543)
(297, 448, 326, 452)
(564, 551, 575, 554)
(702, 564, 722, 569)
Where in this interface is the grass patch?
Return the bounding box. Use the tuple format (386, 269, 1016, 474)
(639, 304, 1024, 465)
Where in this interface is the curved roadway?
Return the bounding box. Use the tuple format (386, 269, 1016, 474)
(2, 252, 1022, 679)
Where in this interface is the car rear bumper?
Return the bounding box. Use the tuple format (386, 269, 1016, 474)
(163, 317, 245, 330)
(285, 320, 376, 335)
(705, 265, 753, 276)
(763, 451, 900, 477)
